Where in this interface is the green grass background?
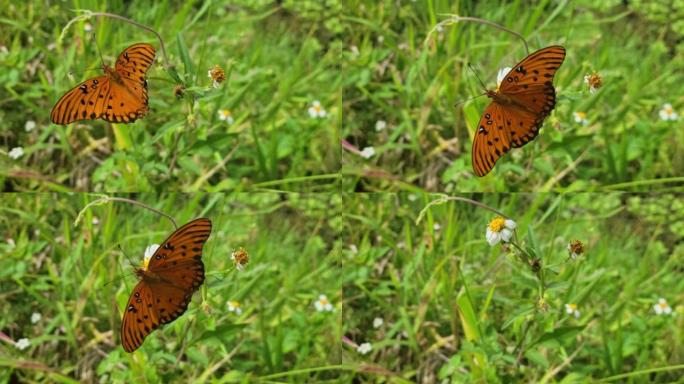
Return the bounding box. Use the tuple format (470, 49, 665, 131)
(0, 193, 342, 382)
(342, 192, 684, 382)
(342, 0, 684, 192)
(0, 0, 341, 192)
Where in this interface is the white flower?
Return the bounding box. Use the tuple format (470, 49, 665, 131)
(350, 45, 360, 57)
(375, 120, 387, 132)
(654, 298, 672, 315)
(377, 35, 384, 44)
(84, 23, 92, 32)
(307, 100, 327, 119)
(31, 312, 41, 324)
(357, 342, 372, 355)
(359, 147, 375, 159)
(565, 303, 580, 318)
(373, 317, 384, 328)
(143, 244, 159, 270)
(7, 238, 15, 248)
(25, 120, 36, 132)
(218, 109, 234, 124)
(659, 103, 678, 121)
(496, 67, 512, 90)
(15, 338, 30, 350)
(349, 244, 358, 254)
(572, 112, 588, 126)
(314, 294, 334, 312)
(407, 194, 417, 202)
(227, 300, 242, 315)
(433, 223, 441, 231)
(485, 217, 516, 246)
(92, 217, 100, 225)
(8, 147, 24, 159)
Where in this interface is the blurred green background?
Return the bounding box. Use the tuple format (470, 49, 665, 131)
(342, 192, 684, 382)
(0, 0, 341, 192)
(342, 0, 684, 192)
(0, 192, 342, 382)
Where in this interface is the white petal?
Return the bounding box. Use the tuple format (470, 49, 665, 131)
(500, 228, 513, 242)
(144, 244, 160, 260)
(496, 67, 512, 87)
(664, 306, 672, 314)
(486, 229, 500, 246)
(504, 219, 516, 230)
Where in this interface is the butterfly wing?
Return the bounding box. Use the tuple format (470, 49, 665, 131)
(498, 46, 566, 147)
(120, 280, 161, 353)
(471, 102, 513, 177)
(100, 44, 156, 124)
(120, 218, 211, 353)
(50, 76, 111, 124)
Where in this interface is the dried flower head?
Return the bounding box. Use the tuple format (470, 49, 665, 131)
(173, 85, 185, 99)
(567, 240, 584, 259)
(231, 247, 249, 271)
(584, 72, 602, 94)
(208, 65, 226, 88)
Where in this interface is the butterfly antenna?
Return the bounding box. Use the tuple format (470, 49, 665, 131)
(467, 62, 488, 91)
(92, 31, 106, 69)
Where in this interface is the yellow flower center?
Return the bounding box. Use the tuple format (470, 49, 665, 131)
(313, 105, 321, 112)
(567, 303, 577, 311)
(142, 255, 151, 270)
(575, 112, 586, 120)
(658, 302, 668, 309)
(488, 217, 506, 233)
(665, 106, 673, 114)
(319, 297, 329, 305)
(220, 109, 231, 118)
(229, 300, 240, 308)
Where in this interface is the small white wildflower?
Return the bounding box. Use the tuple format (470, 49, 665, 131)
(218, 109, 234, 124)
(349, 244, 358, 254)
(314, 294, 334, 312)
(31, 312, 41, 324)
(659, 103, 678, 121)
(359, 147, 375, 159)
(565, 303, 580, 318)
(92, 217, 100, 225)
(15, 338, 30, 350)
(407, 194, 417, 202)
(375, 120, 387, 132)
(572, 112, 588, 126)
(357, 342, 372, 355)
(308, 100, 327, 119)
(654, 298, 672, 315)
(84, 23, 92, 32)
(6, 238, 15, 248)
(373, 317, 384, 329)
(433, 223, 441, 231)
(25, 120, 36, 132)
(350, 45, 360, 57)
(8, 147, 24, 159)
(227, 300, 242, 315)
(485, 217, 516, 246)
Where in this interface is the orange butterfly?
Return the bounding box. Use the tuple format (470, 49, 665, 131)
(120, 218, 212, 353)
(471, 46, 566, 177)
(50, 43, 156, 125)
